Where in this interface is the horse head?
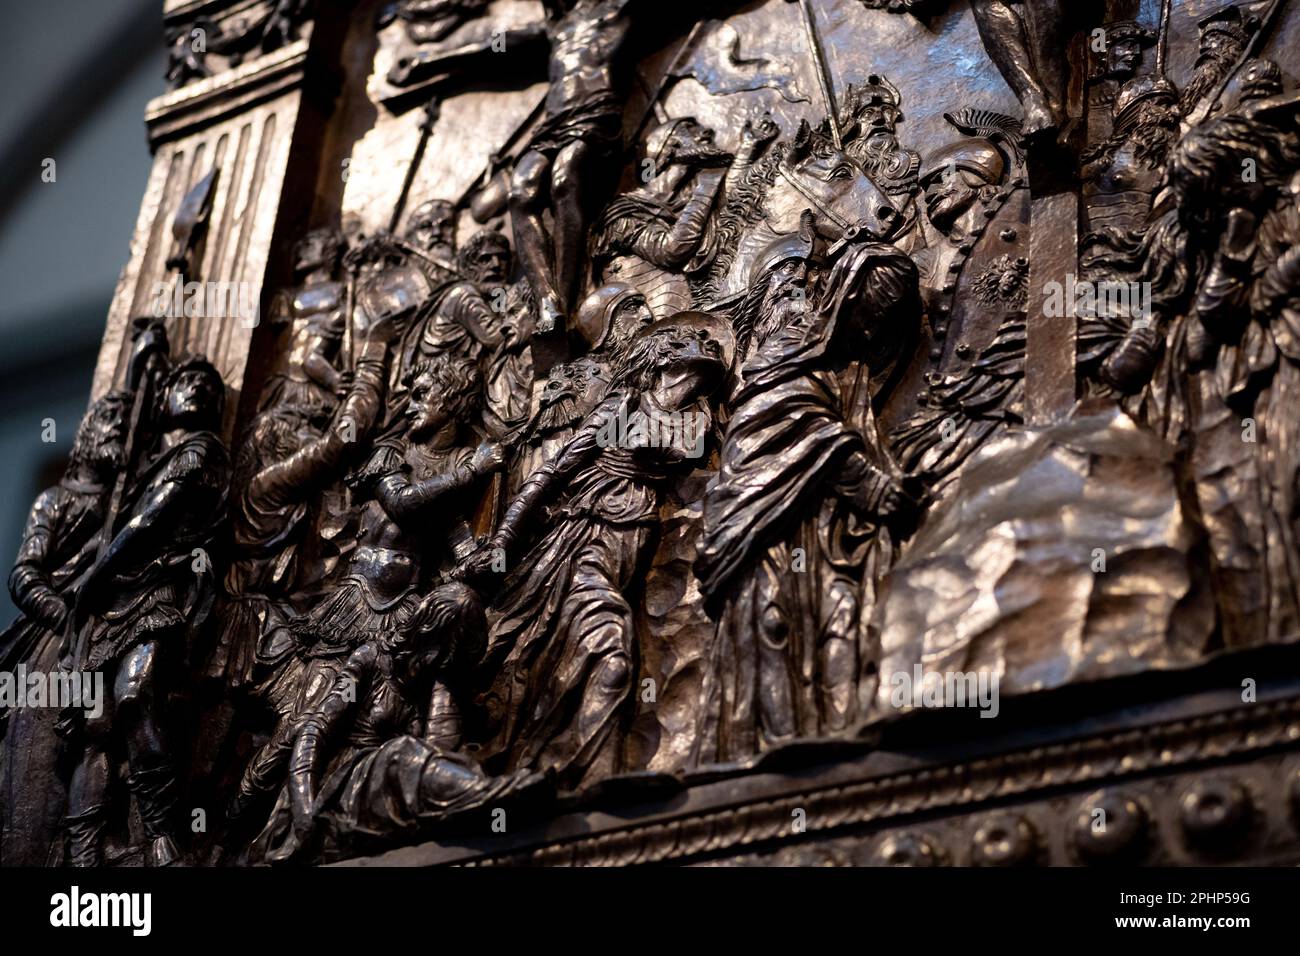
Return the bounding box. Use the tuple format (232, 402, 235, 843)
(771, 119, 902, 243)
(717, 120, 903, 300)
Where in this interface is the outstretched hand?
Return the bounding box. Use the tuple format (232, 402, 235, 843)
(449, 541, 505, 584)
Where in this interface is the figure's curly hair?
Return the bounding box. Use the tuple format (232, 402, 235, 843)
(457, 229, 510, 277)
(698, 144, 786, 298)
(609, 324, 713, 394)
(233, 400, 328, 491)
(404, 354, 484, 424)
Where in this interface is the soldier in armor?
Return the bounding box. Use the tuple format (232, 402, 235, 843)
(3, 394, 130, 679)
(893, 127, 1029, 492)
(1083, 75, 1181, 265)
(229, 354, 502, 822)
(67, 352, 230, 866)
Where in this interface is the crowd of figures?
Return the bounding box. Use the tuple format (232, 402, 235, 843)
(3, 0, 1300, 866)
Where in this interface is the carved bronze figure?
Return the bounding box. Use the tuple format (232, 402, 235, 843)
(67, 344, 231, 866)
(460, 311, 732, 788)
(229, 352, 500, 824)
(694, 220, 920, 762)
(8, 0, 1300, 872)
(1, 392, 130, 866)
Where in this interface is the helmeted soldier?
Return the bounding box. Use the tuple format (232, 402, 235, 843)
(67, 352, 231, 866)
(1083, 75, 1181, 252)
(892, 122, 1028, 492)
(508, 281, 653, 493)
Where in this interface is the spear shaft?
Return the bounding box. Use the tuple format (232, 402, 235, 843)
(795, 0, 843, 149)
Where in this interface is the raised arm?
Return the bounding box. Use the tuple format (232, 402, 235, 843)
(487, 395, 617, 553)
(637, 169, 727, 269)
(248, 332, 392, 509)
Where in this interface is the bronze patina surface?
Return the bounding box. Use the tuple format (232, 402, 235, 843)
(5, 0, 1300, 868)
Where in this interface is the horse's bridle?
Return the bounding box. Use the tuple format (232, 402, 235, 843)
(776, 159, 898, 254)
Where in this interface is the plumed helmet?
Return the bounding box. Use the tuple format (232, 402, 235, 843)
(1105, 20, 1155, 45)
(574, 282, 642, 351)
(918, 137, 1006, 187)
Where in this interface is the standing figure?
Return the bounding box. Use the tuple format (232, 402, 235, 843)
(1, 392, 129, 866)
(693, 233, 920, 764)
(455, 312, 732, 789)
(1181, 5, 1255, 120)
(969, 0, 1078, 139)
(261, 228, 349, 415)
(67, 353, 231, 866)
(893, 123, 1029, 491)
(484, 278, 538, 438)
(230, 355, 502, 819)
(509, 0, 636, 334)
